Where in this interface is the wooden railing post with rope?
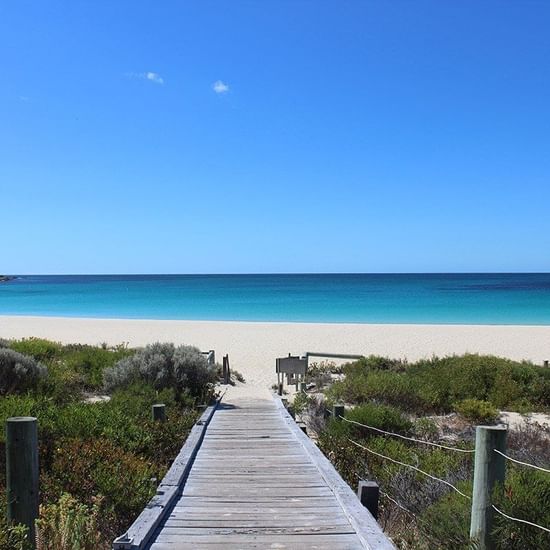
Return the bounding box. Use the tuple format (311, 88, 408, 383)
(469, 425, 507, 549)
(338, 413, 550, 541)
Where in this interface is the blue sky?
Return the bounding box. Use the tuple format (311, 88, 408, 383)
(1, 1, 549, 274)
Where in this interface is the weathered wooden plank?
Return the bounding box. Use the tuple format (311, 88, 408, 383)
(155, 525, 356, 536)
(182, 486, 333, 497)
(163, 515, 354, 533)
(149, 533, 365, 549)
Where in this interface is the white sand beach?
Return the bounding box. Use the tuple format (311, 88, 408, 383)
(1, 316, 549, 388)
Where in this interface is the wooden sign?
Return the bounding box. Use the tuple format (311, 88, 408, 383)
(276, 356, 307, 376)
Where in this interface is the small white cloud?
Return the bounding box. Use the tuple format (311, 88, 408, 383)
(126, 71, 164, 85)
(19, 96, 30, 102)
(212, 80, 229, 94)
(145, 72, 164, 84)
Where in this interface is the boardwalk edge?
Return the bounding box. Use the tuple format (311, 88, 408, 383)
(112, 397, 221, 550)
(273, 395, 396, 550)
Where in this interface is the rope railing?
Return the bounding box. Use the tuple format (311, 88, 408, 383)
(321, 403, 550, 540)
(491, 504, 550, 534)
(493, 449, 550, 474)
(340, 416, 475, 453)
(347, 438, 472, 500)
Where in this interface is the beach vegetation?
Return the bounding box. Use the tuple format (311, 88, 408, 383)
(104, 342, 217, 402)
(308, 353, 550, 549)
(0, 338, 216, 549)
(0, 348, 48, 395)
(36, 493, 103, 550)
(326, 353, 550, 414)
(0, 515, 30, 550)
(454, 398, 499, 423)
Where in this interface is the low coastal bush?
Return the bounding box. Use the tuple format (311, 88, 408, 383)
(329, 354, 550, 414)
(42, 439, 157, 534)
(9, 338, 64, 362)
(454, 398, 498, 423)
(0, 517, 30, 550)
(0, 348, 48, 395)
(315, 353, 550, 549)
(36, 493, 104, 550)
(104, 343, 217, 401)
(0, 338, 210, 549)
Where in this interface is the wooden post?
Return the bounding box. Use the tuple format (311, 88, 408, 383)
(333, 404, 345, 420)
(223, 355, 230, 385)
(278, 382, 283, 396)
(300, 382, 307, 393)
(470, 425, 507, 549)
(152, 404, 166, 422)
(544, 360, 549, 368)
(357, 480, 379, 520)
(6, 417, 39, 546)
(226, 355, 230, 384)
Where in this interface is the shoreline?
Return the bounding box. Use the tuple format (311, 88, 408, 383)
(2, 312, 550, 328)
(1, 315, 549, 387)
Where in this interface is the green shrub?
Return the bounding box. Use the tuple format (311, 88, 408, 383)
(292, 392, 311, 415)
(330, 354, 550, 415)
(492, 469, 550, 549)
(347, 402, 413, 434)
(454, 399, 499, 423)
(0, 516, 30, 550)
(104, 343, 216, 400)
(42, 439, 156, 535)
(60, 344, 134, 389)
(420, 468, 550, 549)
(36, 493, 105, 550)
(0, 349, 48, 395)
(9, 338, 63, 362)
(321, 402, 412, 446)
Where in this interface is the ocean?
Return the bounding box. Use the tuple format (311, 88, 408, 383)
(1, 273, 550, 325)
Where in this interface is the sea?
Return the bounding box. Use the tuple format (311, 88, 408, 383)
(0, 273, 550, 325)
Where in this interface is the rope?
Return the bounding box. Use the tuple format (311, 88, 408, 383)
(492, 504, 550, 534)
(348, 438, 472, 500)
(340, 416, 474, 453)
(380, 490, 419, 519)
(493, 449, 550, 474)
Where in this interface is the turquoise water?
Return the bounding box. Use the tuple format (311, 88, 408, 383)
(1, 274, 550, 325)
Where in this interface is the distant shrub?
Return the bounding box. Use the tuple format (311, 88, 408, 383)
(350, 355, 407, 373)
(0, 348, 47, 395)
(454, 398, 498, 423)
(292, 392, 312, 415)
(346, 402, 412, 434)
(60, 344, 134, 389)
(9, 338, 63, 362)
(104, 343, 216, 400)
(331, 354, 550, 415)
(323, 402, 412, 442)
(36, 493, 104, 550)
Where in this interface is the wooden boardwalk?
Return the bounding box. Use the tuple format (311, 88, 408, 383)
(115, 392, 394, 550)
